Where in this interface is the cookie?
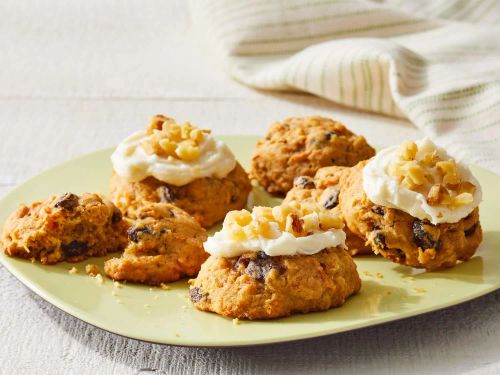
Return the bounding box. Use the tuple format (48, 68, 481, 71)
(1, 193, 128, 264)
(284, 167, 372, 256)
(250, 116, 375, 195)
(110, 115, 252, 228)
(189, 247, 361, 319)
(104, 203, 208, 285)
(109, 162, 251, 228)
(340, 162, 482, 270)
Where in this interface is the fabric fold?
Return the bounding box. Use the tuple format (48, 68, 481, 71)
(190, 0, 500, 173)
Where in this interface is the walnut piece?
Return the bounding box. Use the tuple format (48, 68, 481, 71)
(388, 140, 475, 207)
(225, 200, 343, 241)
(141, 114, 211, 162)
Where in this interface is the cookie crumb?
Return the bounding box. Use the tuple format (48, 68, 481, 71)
(375, 272, 384, 279)
(95, 274, 104, 285)
(160, 283, 171, 291)
(175, 333, 180, 337)
(406, 276, 416, 281)
(85, 264, 100, 277)
(232, 318, 240, 325)
(414, 287, 426, 293)
(363, 271, 373, 277)
(113, 281, 122, 288)
(68, 267, 78, 274)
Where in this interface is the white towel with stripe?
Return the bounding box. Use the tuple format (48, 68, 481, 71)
(189, 0, 500, 174)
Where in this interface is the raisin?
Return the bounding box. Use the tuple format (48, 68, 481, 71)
(293, 176, 315, 189)
(435, 240, 442, 250)
(412, 220, 439, 250)
(54, 193, 79, 211)
(464, 223, 478, 237)
(159, 186, 176, 203)
(325, 130, 342, 140)
(372, 206, 385, 215)
(373, 232, 386, 250)
(111, 209, 122, 224)
(244, 252, 281, 282)
(127, 226, 154, 243)
(189, 287, 207, 303)
(62, 241, 88, 257)
(233, 254, 251, 271)
(396, 249, 406, 259)
(323, 189, 340, 209)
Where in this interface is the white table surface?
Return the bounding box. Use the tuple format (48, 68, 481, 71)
(1, 1, 499, 374)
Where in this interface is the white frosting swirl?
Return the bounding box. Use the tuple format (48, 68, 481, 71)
(362, 138, 481, 224)
(204, 220, 346, 258)
(111, 131, 236, 186)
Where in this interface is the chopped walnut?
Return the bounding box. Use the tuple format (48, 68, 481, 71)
(224, 201, 343, 241)
(141, 114, 210, 162)
(389, 140, 476, 208)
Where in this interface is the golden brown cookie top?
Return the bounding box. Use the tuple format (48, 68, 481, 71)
(3, 192, 123, 235)
(313, 165, 349, 189)
(126, 202, 207, 248)
(251, 116, 375, 195)
(1, 192, 129, 264)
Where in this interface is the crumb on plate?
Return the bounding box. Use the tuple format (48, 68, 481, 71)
(85, 264, 100, 277)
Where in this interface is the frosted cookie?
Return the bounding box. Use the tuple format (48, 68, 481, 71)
(189, 202, 361, 319)
(284, 168, 372, 256)
(109, 115, 252, 228)
(1, 193, 128, 264)
(250, 116, 375, 195)
(104, 203, 207, 285)
(340, 139, 482, 270)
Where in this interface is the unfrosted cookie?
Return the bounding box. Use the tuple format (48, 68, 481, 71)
(250, 116, 375, 195)
(1, 193, 128, 264)
(284, 167, 372, 256)
(340, 162, 482, 270)
(189, 248, 361, 320)
(109, 162, 251, 228)
(104, 203, 207, 285)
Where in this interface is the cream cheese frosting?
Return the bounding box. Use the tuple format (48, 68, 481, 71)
(111, 130, 236, 186)
(204, 205, 346, 257)
(204, 221, 346, 257)
(362, 138, 481, 224)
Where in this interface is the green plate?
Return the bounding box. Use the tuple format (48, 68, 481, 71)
(1, 136, 499, 347)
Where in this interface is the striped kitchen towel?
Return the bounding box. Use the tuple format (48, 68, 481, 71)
(189, 0, 500, 174)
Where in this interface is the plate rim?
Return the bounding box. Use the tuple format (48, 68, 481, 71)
(1, 139, 499, 347)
